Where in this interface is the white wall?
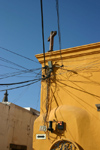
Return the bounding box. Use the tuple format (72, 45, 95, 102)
(0, 102, 38, 150)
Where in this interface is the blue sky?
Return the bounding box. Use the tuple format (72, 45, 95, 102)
(0, 0, 100, 111)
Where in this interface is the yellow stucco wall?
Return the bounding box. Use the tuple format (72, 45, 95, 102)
(33, 42, 100, 150)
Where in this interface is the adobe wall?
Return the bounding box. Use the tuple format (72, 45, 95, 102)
(0, 102, 38, 150)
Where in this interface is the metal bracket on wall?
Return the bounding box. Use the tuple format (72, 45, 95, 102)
(95, 104, 100, 111)
(44, 61, 53, 79)
(48, 61, 53, 73)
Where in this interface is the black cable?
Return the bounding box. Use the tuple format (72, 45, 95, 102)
(0, 64, 20, 71)
(0, 67, 41, 76)
(0, 46, 39, 64)
(56, 0, 63, 66)
(57, 80, 100, 99)
(0, 78, 40, 86)
(0, 69, 29, 78)
(0, 73, 50, 91)
(0, 80, 40, 92)
(0, 68, 42, 80)
(40, 0, 46, 72)
(0, 70, 50, 86)
(0, 56, 28, 70)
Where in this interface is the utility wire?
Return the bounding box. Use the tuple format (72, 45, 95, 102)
(40, 0, 46, 72)
(0, 73, 51, 91)
(0, 46, 39, 64)
(0, 80, 40, 92)
(0, 68, 41, 80)
(0, 78, 40, 86)
(57, 80, 100, 99)
(1, 67, 41, 76)
(0, 70, 50, 86)
(0, 64, 20, 71)
(11, 85, 30, 104)
(0, 71, 52, 91)
(56, 0, 63, 66)
(0, 56, 28, 70)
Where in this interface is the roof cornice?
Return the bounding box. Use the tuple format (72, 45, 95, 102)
(35, 42, 100, 64)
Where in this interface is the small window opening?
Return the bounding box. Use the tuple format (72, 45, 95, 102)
(10, 144, 27, 150)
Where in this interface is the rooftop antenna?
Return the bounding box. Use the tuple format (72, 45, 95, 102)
(48, 31, 57, 52)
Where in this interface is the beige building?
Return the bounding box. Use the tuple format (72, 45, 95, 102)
(0, 91, 39, 150)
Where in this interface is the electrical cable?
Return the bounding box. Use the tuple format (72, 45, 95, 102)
(0, 80, 40, 92)
(11, 85, 30, 104)
(0, 65, 81, 91)
(57, 82, 100, 122)
(59, 85, 98, 120)
(0, 46, 39, 64)
(0, 78, 40, 86)
(60, 55, 100, 73)
(56, 79, 100, 99)
(60, 73, 100, 100)
(0, 69, 49, 87)
(0, 64, 21, 71)
(0, 67, 42, 80)
(55, 66, 100, 85)
(62, 58, 100, 74)
(0, 56, 28, 70)
(56, 0, 63, 66)
(0, 71, 39, 80)
(40, 0, 46, 73)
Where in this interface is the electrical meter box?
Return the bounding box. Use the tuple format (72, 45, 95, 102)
(57, 121, 64, 130)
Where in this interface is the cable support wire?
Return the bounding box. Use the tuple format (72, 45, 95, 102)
(0, 56, 28, 70)
(52, 66, 100, 87)
(56, 0, 63, 66)
(0, 63, 20, 71)
(0, 80, 40, 92)
(40, 0, 46, 72)
(11, 85, 30, 104)
(1, 67, 41, 76)
(0, 67, 76, 91)
(0, 68, 80, 91)
(0, 78, 41, 86)
(0, 69, 63, 93)
(56, 79, 100, 99)
(0, 46, 39, 64)
(0, 67, 42, 80)
(0, 73, 51, 91)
